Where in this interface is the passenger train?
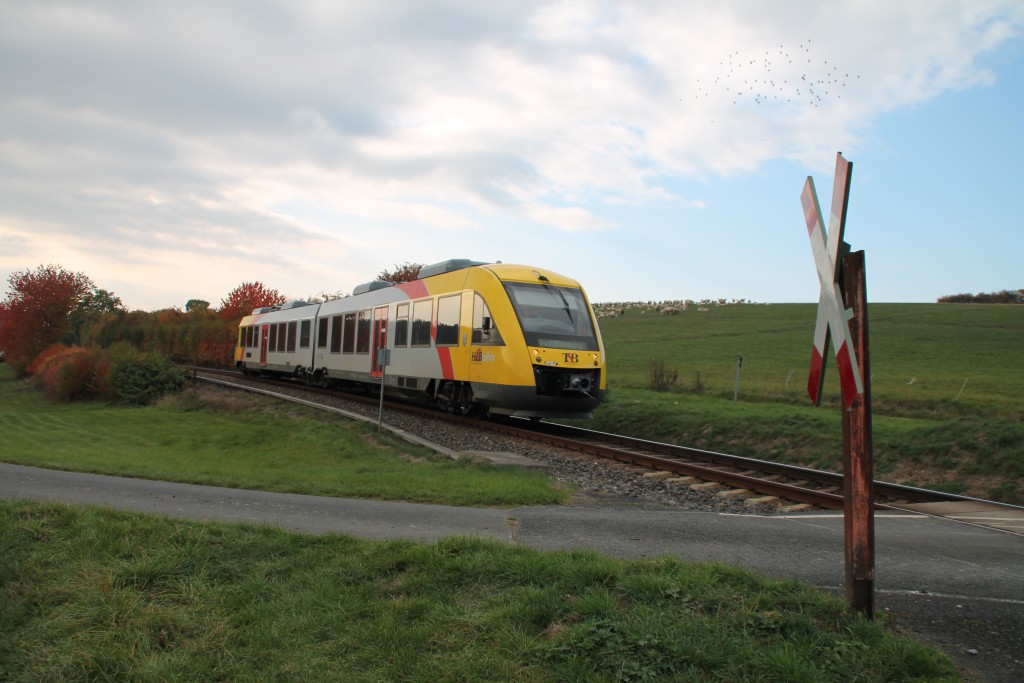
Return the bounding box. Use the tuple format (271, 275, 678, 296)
(234, 260, 606, 419)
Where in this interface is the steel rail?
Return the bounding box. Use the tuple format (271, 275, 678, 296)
(187, 367, 1020, 515)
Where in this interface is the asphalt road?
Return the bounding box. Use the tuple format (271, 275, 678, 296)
(2, 462, 1022, 682)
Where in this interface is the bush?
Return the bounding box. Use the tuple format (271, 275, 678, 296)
(28, 345, 97, 401)
(100, 345, 188, 405)
(25, 344, 188, 405)
(648, 359, 678, 392)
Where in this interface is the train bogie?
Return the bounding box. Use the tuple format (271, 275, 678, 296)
(234, 260, 606, 419)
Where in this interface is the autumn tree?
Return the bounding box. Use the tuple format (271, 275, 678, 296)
(185, 299, 210, 312)
(65, 288, 125, 345)
(377, 262, 423, 283)
(0, 265, 94, 373)
(219, 281, 287, 321)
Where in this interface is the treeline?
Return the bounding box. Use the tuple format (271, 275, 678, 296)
(937, 289, 1023, 304)
(83, 307, 240, 367)
(1, 265, 288, 404)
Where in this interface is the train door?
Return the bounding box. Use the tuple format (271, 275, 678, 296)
(259, 325, 269, 367)
(371, 306, 389, 379)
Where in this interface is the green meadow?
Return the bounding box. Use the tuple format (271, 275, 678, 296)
(0, 366, 563, 507)
(590, 302, 1023, 502)
(0, 307, 1008, 680)
(1, 501, 957, 682)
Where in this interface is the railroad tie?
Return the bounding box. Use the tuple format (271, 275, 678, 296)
(745, 496, 781, 507)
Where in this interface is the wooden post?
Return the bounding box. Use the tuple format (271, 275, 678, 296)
(841, 249, 875, 618)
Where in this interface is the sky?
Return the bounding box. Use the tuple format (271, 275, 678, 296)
(2, 0, 1022, 311)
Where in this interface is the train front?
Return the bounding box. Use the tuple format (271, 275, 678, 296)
(477, 265, 606, 418)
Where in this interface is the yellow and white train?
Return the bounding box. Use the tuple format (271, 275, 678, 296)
(234, 260, 606, 418)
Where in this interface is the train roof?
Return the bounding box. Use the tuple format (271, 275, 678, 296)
(418, 259, 488, 279)
(416, 259, 581, 289)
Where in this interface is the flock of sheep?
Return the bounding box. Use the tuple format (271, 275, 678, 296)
(592, 299, 761, 318)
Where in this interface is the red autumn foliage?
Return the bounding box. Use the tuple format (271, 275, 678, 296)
(28, 345, 97, 401)
(0, 265, 94, 373)
(219, 281, 287, 321)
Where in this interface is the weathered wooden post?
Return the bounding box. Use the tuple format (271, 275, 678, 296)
(841, 250, 875, 617)
(801, 152, 875, 618)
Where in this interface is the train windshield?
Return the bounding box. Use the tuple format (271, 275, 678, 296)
(503, 282, 599, 351)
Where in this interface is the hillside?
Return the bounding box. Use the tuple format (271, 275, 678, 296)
(588, 302, 1023, 503)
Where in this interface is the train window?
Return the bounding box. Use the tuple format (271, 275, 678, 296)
(317, 318, 328, 348)
(330, 315, 343, 353)
(436, 295, 460, 346)
(394, 303, 409, 347)
(269, 324, 279, 353)
(356, 309, 371, 353)
(287, 321, 297, 353)
(472, 294, 504, 345)
(278, 323, 287, 352)
(246, 326, 255, 348)
(299, 320, 311, 349)
(411, 299, 433, 347)
(342, 312, 356, 353)
(504, 282, 599, 351)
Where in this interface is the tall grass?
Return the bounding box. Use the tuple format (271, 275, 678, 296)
(0, 501, 958, 682)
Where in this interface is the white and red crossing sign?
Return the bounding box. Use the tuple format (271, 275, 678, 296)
(802, 153, 863, 408)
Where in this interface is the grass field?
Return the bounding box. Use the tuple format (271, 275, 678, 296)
(0, 308, 1007, 680)
(589, 302, 1024, 503)
(595, 302, 1023, 417)
(0, 366, 563, 507)
(1, 500, 957, 682)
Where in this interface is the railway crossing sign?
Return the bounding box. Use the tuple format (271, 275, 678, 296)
(800, 152, 875, 619)
(801, 153, 863, 408)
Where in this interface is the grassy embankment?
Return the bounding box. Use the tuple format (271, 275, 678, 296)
(590, 302, 1023, 503)
(0, 364, 561, 507)
(1, 501, 957, 681)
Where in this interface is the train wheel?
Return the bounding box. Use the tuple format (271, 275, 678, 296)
(452, 383, 482, 417)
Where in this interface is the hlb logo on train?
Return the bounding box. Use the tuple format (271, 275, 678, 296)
(471, 349, 496, 363)
(563, 353, 579, 364)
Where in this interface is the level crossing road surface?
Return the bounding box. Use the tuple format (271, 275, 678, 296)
(2, 462, 1022, 682)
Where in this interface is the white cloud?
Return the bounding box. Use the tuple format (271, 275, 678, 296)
(0, 0, 1020, 308)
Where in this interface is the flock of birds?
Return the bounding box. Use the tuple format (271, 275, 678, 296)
(691, 39, 860, 110)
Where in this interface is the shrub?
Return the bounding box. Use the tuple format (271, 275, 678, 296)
(25, 343, 188, 405)
(99, 345, 188, 405)
(648, 359, 679, 392)
(28, 345, 98, 401)
(692, 370, 706, 394)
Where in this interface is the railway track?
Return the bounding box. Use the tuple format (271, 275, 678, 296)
(187, 367, 1024, 535)
(493, 418, 1024, 535)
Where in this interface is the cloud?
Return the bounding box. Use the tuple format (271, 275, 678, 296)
(1, 0, 1021, 307)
